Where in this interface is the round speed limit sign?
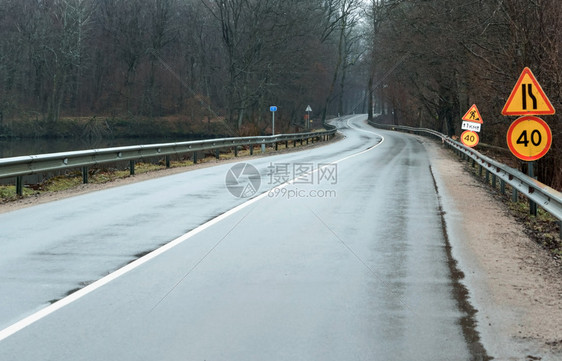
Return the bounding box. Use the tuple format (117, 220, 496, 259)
(461, 130, 479, 148)
(507, 116, 552, 161)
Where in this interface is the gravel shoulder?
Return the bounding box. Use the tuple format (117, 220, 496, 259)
(426, 139, 562, 361)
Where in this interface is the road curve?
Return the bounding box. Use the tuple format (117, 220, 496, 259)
(0, 116, 489, 360)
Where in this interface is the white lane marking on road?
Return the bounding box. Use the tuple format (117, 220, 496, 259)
(0, 117, 386, 342)
(338, 117, 385, 162)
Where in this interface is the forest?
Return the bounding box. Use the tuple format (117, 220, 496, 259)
(368, 0, 562, 189)
(0, 0, 369, 139)
(0, 0, 561, 188)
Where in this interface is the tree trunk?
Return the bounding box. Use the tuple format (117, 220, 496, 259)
(367, 73, 374, 120)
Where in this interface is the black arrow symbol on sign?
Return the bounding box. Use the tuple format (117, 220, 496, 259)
(522, 84, 538, 110)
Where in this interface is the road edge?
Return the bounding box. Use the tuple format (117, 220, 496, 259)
(425, 138, 562, 360)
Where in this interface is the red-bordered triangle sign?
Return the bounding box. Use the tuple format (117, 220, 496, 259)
(462, 104, 483, 124)
(502, 67, 555, 116)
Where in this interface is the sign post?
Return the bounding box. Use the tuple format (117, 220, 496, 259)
(502, 67, 555, 216)
(460, 104, 483, 148)
(305, 105, 312, 130)
(528, 161, 537, 215)
(270, 106, 277, 135)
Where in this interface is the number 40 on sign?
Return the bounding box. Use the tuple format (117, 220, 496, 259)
(506, 116, 552, 161)
(461, 130, 479, 148)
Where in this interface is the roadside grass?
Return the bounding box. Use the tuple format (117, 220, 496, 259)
(0, 185, 35, 200)
(0, 161, 197, 203)
(506, 200, 561, 257)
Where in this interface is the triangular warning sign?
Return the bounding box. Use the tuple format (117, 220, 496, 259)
(502, 67, 555, 116)
(462, 104, 483, 124)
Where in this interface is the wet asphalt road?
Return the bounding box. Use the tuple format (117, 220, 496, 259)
(0, 116, 487, 360)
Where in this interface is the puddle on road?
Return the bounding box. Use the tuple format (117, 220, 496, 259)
(44, 212, 226, 308)
(429, 165, 492, 361)
(47, 243, 167, 305)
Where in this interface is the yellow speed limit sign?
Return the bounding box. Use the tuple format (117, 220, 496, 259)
(461, 130, 479, 148)
(507, 116, 552, 161)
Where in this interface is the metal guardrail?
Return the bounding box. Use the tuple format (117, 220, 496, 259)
(0, 128, 337, 194)
(369, 121, 562, 225)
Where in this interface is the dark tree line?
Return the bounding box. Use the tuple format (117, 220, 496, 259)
(0, 0, 367, 137)
(365, 0, 562, 189)
(2, 0, 560, 187)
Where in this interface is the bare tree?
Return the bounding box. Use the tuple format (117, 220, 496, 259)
(320, 0, 361, 123)
(41, 0, 94, 124)
(99, 0, 149, 114)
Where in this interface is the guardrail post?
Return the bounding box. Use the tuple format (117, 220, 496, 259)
(16, 176, 23, 196)
(129, 160, 135, 175)
(82, 166, 89, 184)
(275, 142, 278, 151)
(193, 152, 198, 164)
(512, 188, 518, 202)
(530, 199, 537, 216)
(261, 144, 266, 153)
(234, 146, 238, 157)
(492, 174, 497, 189)
(293, 140, 297, 147)
(306, 138, 309, 145)
(285, 140, 288, 148)
(479, 164, 483, 177)
(215, 149, 220, 160)
(250, 145, 254, 156)
(165, 155, 171, 168)
(500, 180, 506, 195)
(485, 169, 490, 184)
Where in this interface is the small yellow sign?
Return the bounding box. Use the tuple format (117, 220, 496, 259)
(506, 116, 552, 161)
(461, 130, 479, 148)
(462, 104, 483, 123)
(502, 67, 555, 116)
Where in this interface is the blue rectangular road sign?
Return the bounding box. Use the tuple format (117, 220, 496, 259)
(270, 106, 277, 112)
